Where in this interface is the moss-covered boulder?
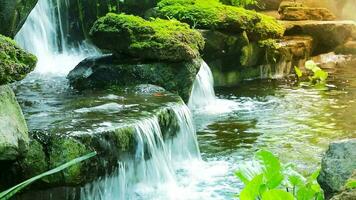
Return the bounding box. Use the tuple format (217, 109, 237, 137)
(0, 85, 29, 160)
(90, 13, 204, 62)
(155, 0, 285, 40)
(0, 35, 37, 85)
(67, 54, 201, 102)
(0, 0, 38, 37)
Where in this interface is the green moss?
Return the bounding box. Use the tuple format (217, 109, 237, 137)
(48, 137, 90, 185)
(156, 0, 285, 40)
(112, 126, 135, 152)
(0, 34, 37, 85)
(90, 13, 204, 61)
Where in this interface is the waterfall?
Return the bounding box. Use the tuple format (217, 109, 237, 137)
(15, 0, 98, 74)
(80, 104, 202, 200)
(188, 61, 217, 111)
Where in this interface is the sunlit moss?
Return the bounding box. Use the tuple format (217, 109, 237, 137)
(156, 0, 285, 40)
(90, 13, 205, 61)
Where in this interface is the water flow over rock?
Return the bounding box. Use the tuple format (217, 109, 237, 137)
(80, 104, 201, 200)
(14, 0, 98, 75)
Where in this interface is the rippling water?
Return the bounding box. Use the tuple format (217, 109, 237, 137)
(193, 57, 356, 198)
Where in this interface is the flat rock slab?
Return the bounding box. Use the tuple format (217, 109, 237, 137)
(7, 74, 186, 187)
(281, 20, 356, 55)
(280, 7, 336, 21)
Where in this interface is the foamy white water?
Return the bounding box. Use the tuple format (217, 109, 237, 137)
(188, 61, 237, 114)
(15, 0, 98, 75)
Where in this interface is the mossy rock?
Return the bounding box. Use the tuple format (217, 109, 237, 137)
(90, 13, 204, 62)
(0, 85, 29, 160)
(0, 35, 37, 85)
(155, 0, 285, 40)
(67, 54, 201, 102)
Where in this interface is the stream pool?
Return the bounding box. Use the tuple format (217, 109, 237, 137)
(193, 56, 356, 198)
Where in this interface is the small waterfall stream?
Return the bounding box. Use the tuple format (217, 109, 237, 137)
(80, 105, 202, 200)
(15, 0, 97, 74)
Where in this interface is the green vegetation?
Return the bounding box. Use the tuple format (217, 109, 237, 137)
(156, 0, 284, 40)
(0, 152, 96, 200)
(221, 0, 259, 7)
(294, 60, 329, 86)
(0, 34, 37, 85)
(235, 150, 324, 200)
(90, 13, 204, 61)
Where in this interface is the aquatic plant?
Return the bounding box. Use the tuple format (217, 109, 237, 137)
(0, 152, 96, 200)
(294, 60, 329, 85)
(235, 150, 324, 200)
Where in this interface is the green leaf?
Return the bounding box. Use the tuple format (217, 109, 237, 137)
(0, 151, 97, 200)
(240, 174, 264, 200)
(345, 179, 356, 189)
(294, 66, 303, 78)
(305, 60, 320, 72)
(297, 186, 317, 200)
(313, 70, 328, 82)
(261, 189, 294, 200)
(256, 150, 284, 189)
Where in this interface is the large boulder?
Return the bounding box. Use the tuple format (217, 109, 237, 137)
(67, 54, 201, 102)
(282, 20, 356, 55)
(90, 13, 204, 62)
(155, 0, 285, 41)
(0, 0, 38, 37)
(330, 171, 356, 200)
(318, 139, 356, 199)
(0, 34, 37, 85)
(0, 85, 29, 160)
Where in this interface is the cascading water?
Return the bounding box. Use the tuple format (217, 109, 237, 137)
(80, 105, 204, 200)
(15, 0, 98, 74)
(188, 60, 237, 115)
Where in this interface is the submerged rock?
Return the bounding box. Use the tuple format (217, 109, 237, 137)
(335, 40, 356, 55)
(155, 0, 285, 40)
(0, 85, 29, 160)
(318, 139, 356, 199)
(3, 82, 189, 193)
(67, 54, 201, 102)
(282, 20, 356, 55)
(90, 13, 204, 62)
(0, 0, 38, 37)
(0, 35, 37, 85)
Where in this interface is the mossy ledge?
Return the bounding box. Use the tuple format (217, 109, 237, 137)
(155, 0, 285, 40)
(90, 13, 205, 62)
(0, 34, 37, 85)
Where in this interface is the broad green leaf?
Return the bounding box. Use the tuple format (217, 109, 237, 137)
(313, 70, 328, 82)
(235, 161, 263, 184)
(294, 66, 303, 78)
(288, 175, 305, 188)
(261, 189, 294, 200)
(297, 186, 317, 200)
(345, 179, 356, 189)
(256, 150, 284, 189)
(305, 60, 320, 72)
(0, 151, 97, 200)
(240, 174, 264, 200)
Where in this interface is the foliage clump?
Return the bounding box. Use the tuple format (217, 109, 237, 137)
(90, 13, 205, 61)
(294, 60, 329, 87)
(156, 0, 285, 40)
(236, 150, 324, 200)
(0, 35, 37, 85)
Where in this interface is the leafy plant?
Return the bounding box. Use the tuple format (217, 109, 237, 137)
(0, 151, 97, 200)
(345, 179, 356, 189)
(294, 60, 329, 85)
(235, 150, 324, 200)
